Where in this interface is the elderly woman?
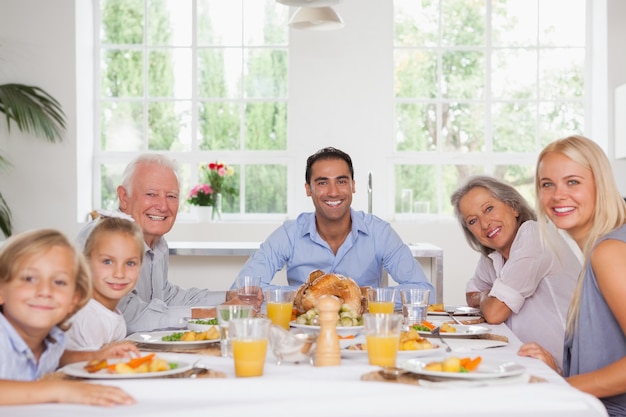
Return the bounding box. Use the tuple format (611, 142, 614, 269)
(451, 175, 580, 366)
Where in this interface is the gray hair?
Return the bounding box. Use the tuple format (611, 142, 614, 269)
(450, 175, 536, 257)
(120, 153, 180, 197)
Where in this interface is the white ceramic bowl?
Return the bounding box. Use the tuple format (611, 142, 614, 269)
(187, 318, 218, 332)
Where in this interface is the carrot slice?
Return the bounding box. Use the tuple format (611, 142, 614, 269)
(464, 356, 482, 371)
(127, 353, 155, 368)
(421, 320, 435, 330)
(338, 335, 355, 339)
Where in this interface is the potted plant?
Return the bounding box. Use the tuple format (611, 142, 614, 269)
(0, 83, 66, 236)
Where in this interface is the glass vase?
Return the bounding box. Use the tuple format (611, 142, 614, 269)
(212, 193, 222, 221)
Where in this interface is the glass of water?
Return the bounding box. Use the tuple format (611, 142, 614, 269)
(399, 289, 430, 326)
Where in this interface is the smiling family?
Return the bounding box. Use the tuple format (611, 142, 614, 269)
(1, 136, 625, 415)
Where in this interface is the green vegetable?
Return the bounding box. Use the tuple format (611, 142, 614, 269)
(169, 363, 179, 370)
(411, 324, 432, 332)
(161, 332, 184, 341)
(189, 318, 218, 325)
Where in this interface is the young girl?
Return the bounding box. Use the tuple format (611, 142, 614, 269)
(518, 135, 626, 416)
(65, 216, 144, 350)
(0, 229, 136, 406)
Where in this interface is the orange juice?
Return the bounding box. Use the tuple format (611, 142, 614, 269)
(365, 334, 399, 367)
(232, 338, 268, 377)
(267, 302, 293, 330)
(368, 301, 395, 314)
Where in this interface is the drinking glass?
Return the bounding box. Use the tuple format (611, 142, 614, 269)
(367, 288, 396, 314)
(264, 288, 295, 330)
(229, 317, 271, 377)
(362, 313, 403, 367)
(400, 288, 431, 326)
(236, 275, 262, 303)
(216, 304, 254, 358)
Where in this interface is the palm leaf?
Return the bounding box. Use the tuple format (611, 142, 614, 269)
(0, 83, 66, 237)
(0, 192, 12, 237)
(0, 83, 66, 142)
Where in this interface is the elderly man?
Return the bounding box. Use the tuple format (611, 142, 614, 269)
(234, 147, 435, 303)
(78, 154, 258, 333)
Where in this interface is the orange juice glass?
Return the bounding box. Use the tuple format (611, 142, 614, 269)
(362, 313, 403, 367)
(266, 302, 293, 329)
(232, 338, 269, 377)
(365, 334, 400, 367)
(229, 318, 271, 377)
(264, 289, 295, 330)
(367, 288, 397, 314)
(368, 301, 395, 314)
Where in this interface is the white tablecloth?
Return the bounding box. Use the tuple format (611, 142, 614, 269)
(1, 322, 608, 417)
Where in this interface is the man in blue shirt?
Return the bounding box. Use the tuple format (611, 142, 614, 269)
(234, 147, 434, 301)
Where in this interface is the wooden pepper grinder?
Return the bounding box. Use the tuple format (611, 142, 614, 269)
(314, 295, 341, 367)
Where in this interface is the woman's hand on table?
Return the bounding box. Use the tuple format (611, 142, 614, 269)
(518, 342, 561, 374)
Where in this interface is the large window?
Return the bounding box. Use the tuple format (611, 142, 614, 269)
(94, 0, 289, 218)
(393, 0, 586, 216)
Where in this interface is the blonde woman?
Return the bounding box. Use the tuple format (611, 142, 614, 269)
(519, 135, 626, 416)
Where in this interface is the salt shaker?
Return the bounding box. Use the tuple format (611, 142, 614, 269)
(314, 295, 341, 367)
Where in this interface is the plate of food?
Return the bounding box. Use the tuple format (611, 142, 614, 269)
(398, 356, 525, 380)
(126, 329, 220, 349)
(186, 317, 218, 332)
(428, 305, 481, 316)
(61, 353, 192, 379)
(417, 323, 491, 337)
(290, 322, 364, 338)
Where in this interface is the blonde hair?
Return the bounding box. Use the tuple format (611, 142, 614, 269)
(0, 229, 92, 330)
(84, 217, 145, 264)
(535, 135, 626, 335)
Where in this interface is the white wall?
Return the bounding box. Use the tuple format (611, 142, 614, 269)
(0, 0, 624, 305)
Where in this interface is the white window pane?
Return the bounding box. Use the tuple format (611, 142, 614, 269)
(198, 0, 243, 46)
(492, 49, 537, 99)
(147, 0, 192, 46)
(492, 0, 538, 47)
(539, 0, 586, 46)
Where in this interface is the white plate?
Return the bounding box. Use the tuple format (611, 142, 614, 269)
(126, 330, 220, 348)
(428, 306, 481, 316)
(418, 325, 491, 337)
(398, 356, 525, 380)
(186, 318, 218, 332)
(342, 343, 446, 358)
(60, 353, 192, 379)
(290, 322, 364, 338)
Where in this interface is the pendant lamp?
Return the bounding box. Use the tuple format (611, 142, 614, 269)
(288, 6, 344, 31)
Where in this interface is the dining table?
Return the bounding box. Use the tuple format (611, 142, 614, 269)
(2, 316, 608, 417)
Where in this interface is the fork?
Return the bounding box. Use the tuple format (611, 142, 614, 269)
(446, 308, 465, 325)
(431, 326, 452, 352)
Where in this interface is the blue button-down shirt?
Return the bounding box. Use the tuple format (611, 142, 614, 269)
(236, 209, 434, 302)
(0, 313, 66, 380)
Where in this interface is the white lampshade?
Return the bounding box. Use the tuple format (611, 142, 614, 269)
(288, 6, 344, 31)
(277, 0, 339, 7)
